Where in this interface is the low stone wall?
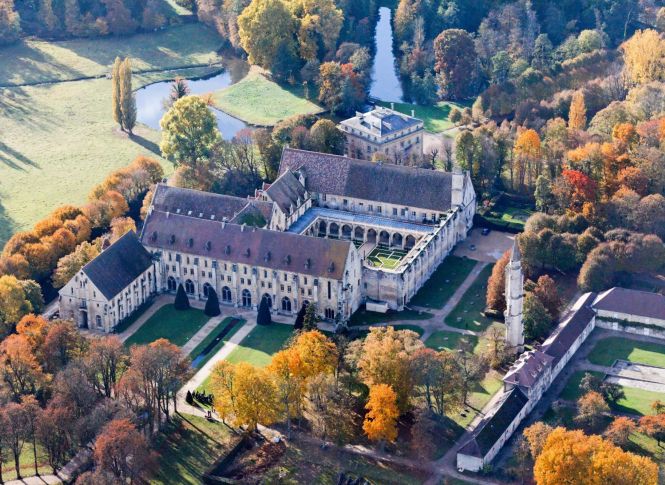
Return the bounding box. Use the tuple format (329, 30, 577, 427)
(596, 319, 665, 340)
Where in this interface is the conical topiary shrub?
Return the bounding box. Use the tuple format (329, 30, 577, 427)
(294, 303, 307, 330)
(174, 283, 190, 310)
(257, 296, 272, 326)
(204, 289, 221, 317)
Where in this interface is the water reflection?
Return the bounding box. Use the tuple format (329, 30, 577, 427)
(135, 60, 250, 140)
(369, 7, 404, 102)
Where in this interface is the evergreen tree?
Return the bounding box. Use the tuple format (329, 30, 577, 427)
(119, 58, 136, 134)
(174, 283, 190, 310)
(294, 303, 306, 330)
(204, 289, 220, 317)
(257, 296, 271, 326)
(303, 303, 319, 330)
(112, 57, 123, 130)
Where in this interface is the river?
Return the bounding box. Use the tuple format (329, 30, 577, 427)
(369, 6, 405, 103)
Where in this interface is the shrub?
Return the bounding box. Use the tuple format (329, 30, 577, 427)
(204, 289, 220, 317)
(174, 284, 190, 311)
(257, 296, 271, 326)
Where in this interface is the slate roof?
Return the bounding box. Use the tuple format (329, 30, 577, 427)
(339, 107, 422, 138)
(229, 201, 272, 227)
(82, 232, 154, 300)
(592, 287, 665, 321)
(141, 210, 351, 280)
(279, 148, 454, 213)
(151, 184, 249, 221)
(458, 388, 529, 458)
(542, 292, 597, 365)
(503, 350, 554, 388)
(265, 170, 307, 215)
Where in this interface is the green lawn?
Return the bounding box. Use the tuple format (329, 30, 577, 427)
(210, 67, 323, 126)
(445, 264, 498, 332)
(559, 370, 605, 401)
(376, 100, 467, 133)
(425, 330, 479, 353)
(612, 387, 665, 416)
(1, 444, 53, 481)
(587, 337, 665, 368)
(225, 322, 294, 367)
(453, 373, 503, 428)
(0, 24, 222, 86)
(393, 324, 425, 337)
(151, 413, 237, 485)
(0, 24, 223, 247)
(367, 247, 408, 270)
(189, 317, 245, 368)
(409, 256, 477, 309)
(124, 304, 209, 348)
(349, 307, 433, 326)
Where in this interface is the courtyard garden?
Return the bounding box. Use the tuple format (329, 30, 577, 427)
(587, 337, 665, 368)
(210, 67, 323, 126)
(124, 304, 209, 348)
(0, 23, 221, 246)
(444, 264, 498, 332)
(409, 255, 477, 309)
(366, 246, 409, 270)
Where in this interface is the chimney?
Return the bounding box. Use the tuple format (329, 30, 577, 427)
(390, 102, 394, 110)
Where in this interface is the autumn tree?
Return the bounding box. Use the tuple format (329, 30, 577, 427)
(42, 319, 86, 373)
(513, 129, 542, 191)
(356, 326, 423, 412)
(363, 384, 399, 446)
(639, 414, 665, 446)
(486, 250, 509, 314)
(111, 57, 123, 129)
(229, 362, 278, 431)
(291, 0, 343, 61)
(575, 391, 609, 430)
(305, 373, 355, 445)
(532, 275, 561, 319)
(36, 401, 75, 473)
(3, 402, 28, 479)
(412, 348, 463, 416)
(302, 302, 319, 330)
(522, 293, 553, 341)
(434, 29, 479, 100)
(84, 336, 126, 397)
(0, 275, 42, 335)
(568, 91, 587, 130)
(621, 29, 665, 85)
(209, 360, 237, 424)
(309, 119, 344, 154)
(94, 419, 155, 483)
(119, 58, 136, 134)
(16, 314, 47, 351)
(109, 217, 136, 243)
(454, 341, 489, 405)
(267, 348, 304, 437)
(604, 416, 636, 447)
(534, 427, 657, 485)
(318, 62, 345, 114)
(523, 422, 554, 460)
(53, 240, 100, 288)
(20, 396, 40, 477)
(0, 334, 45, 400)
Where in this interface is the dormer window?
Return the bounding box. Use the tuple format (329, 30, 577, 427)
(304, 258, 311, 269)
(328, 261, 335, 273)
(205, 241, 212, 251)
(264, 251, 271, 262)
(245, 248, 251, 257)
(188, 238, 194, 248)
(283, 255, 291, 265)
(150, 231, 157, 242)
(169, 235, 176, 244)
(224, 245, 231, 255)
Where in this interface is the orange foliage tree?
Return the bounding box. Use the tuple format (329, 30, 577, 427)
(534, 427, 657, 485)
(568, 91, 587, 130)
(513, 129, 542, 190)
(363, 384, 399, 445)
(93, 418, 155, 483)
(604, 416, 636, 446)
(486, 250, 509, 314)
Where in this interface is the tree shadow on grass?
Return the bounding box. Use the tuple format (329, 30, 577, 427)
(0, 198, 18, 248)
(129, 132, 161, 156)
(0, 141, 40, 170)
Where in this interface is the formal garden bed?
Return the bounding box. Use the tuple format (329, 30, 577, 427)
(124, 304, 209, 348)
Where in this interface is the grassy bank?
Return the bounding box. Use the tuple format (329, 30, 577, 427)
(124, 304, 209, 347)
(210, 67, 323, 126)
(376, 100, 467, 133)
(0, 24, 222, 247)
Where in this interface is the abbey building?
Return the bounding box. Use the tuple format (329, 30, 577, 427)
(59, 148, 476, 332)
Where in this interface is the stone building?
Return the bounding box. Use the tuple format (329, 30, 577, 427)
(338, 106, 424, 164)
(60, 148, 475, 331)
(58, 232, 158, 332)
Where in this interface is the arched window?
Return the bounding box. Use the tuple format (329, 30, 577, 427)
(222, 286, 232, 302)
(95, 315, 102, 328)
(262, 294, 272, 308)
(324, 308, 335, 320)
(281, 297, 292, 312)
(185, 279, 195, 294)
(167, 276, 177, 292)
(203, 282, 213, 298)
(405, 235, 416, 250)
(242, 289, 252, 308)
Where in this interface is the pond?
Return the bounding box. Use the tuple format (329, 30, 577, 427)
(369, 6, 404, 103)
(135, 59, 250, 140)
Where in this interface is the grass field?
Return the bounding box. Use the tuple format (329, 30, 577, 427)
(455, 373, 503, 428)
(376, 100, 467, 133)
(225, 323, 294, 367)
(349, 307, 433, 326)
(0, 24, 222, 87)
(0, 444, 53, 481)
(587, 337, 665, 368)
(612, 387, 665, 416)
(409, 256, 477, 309)
(189, 317, 245, 368)
(444, 265, 497, 332)
(426, 330, 479, 353)
(367, 246, 408, 270)
(152, 413, 236, 485)
(210, 67, 323, 126)
(0, 24, 222, 247)
(124, 304, 209, 348)
(559, 370, 606, 401)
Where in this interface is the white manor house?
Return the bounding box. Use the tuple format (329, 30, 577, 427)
(59, 148, 476, 332)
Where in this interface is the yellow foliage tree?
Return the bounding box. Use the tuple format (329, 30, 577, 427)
(568, 91, 587, 130)
(513, 129, 542, 190)
(230, 362, 279, 431)
(289, 330, 338, 379)
(534, 427, 657, 485)
(209, 360, 237, 424)
(522, 422, 554, 459)
(363, 384, 399, 444)
(267, 348, 305, 436)
(621, 29, 665, 85)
